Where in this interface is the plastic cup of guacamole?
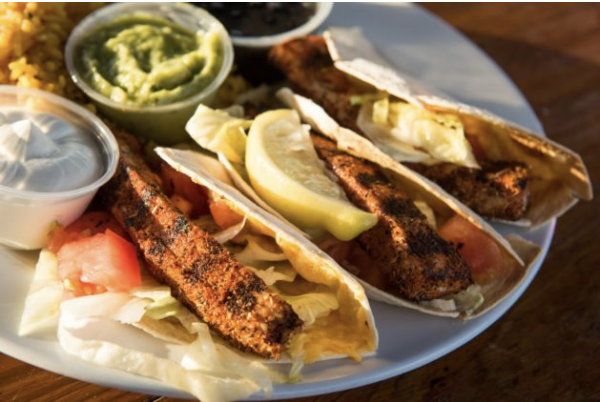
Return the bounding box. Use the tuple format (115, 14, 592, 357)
(65, 3, 233, 145)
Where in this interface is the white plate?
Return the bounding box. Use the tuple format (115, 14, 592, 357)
(0, 3, 553, 400)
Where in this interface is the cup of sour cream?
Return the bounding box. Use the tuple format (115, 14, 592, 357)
(65, 3, 234, 145)
(0, 86, 118, 250)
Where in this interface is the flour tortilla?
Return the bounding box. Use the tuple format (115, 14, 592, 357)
(156, 147, 378, 361)
(321, 27, 592, 228)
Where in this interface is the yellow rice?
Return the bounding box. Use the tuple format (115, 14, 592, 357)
(0, 3, 101, 106)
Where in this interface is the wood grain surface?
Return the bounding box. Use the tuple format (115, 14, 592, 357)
(1, 3, 598, 401)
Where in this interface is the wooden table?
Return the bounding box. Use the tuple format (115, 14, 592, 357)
(1, 3, 598, 401)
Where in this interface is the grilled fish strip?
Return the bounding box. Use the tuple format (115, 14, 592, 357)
(270, 36, 531, 221)
(99, 133, 302, 359)
(312, 135, 473, 301)
(270, 36, 363, 133)
(406, 161, 530, 221)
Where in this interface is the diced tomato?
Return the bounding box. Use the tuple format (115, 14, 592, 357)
(208, 198, 244, 230)
(348, 246, 387, 290)
(318, 235, 352, 265)
(438, 215, 505, 283)
(160, 162, 209, 218)
(317, 235, 386, 289)
(47, 211, 128, 253)
(57, 229, 141, 297)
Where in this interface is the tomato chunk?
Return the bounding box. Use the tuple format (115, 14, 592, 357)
(160, 162, 209, 218)
(317, 235, 386, 289)
(438, 215, 505, 282)
(47, 211, 128, 253)
(318, 235, 352, 265)
(57, 229, 141, 296)
(208, 198, 244, 230)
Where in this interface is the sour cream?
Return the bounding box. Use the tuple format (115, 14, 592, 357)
(0, 110, 105, 193)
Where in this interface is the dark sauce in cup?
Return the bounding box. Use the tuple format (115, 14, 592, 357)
(194, 3, 316, 37)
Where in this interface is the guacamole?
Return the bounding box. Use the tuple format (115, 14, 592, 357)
(77, 14, 224, 107)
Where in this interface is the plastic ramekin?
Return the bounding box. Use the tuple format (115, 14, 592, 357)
(0, 86, 119, 250)
(223, 3, 332, 84)
(229, 3, 334, 49)
(65, 2, 234, 145)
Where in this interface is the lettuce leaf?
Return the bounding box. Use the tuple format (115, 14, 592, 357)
(286, 333, 307, 383)
(357, 102, 432, 163)
(372, 97, 389, 124)
(247, 263, 297, 286)
(58, 291, 279, 402)
(18, 249, 63, 337)
(133, 287, 181, 321)
(281, 289, 339, 327)
(452, 285, 485, 317)
(185, 105, 252, 164)
(234, 234, 288, 265)
(419, 285, 484, 316)
(387, 102, 479, 168)
(212, 216, 247, 245)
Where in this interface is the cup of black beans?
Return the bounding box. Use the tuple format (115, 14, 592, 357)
(192, 3, 333, 84)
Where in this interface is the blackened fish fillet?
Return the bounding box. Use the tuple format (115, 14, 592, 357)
(270, 36, 530, 221)
(406, 161, 530, 221)
(312, 135, 473, 301)
(270, 36, 363, 132)
(98, 132, 302, 359)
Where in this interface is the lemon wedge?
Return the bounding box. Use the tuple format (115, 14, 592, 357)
(245, 109, 378, 241)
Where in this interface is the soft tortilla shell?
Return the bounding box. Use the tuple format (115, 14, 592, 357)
(323, 27, 592, 228)
(278, 88, 542, 319)
(156, 147, 378, 362)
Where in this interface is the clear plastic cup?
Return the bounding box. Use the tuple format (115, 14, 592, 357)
(225, 3, 333, 83)
(0, 86, 119, 250)
(65, 3, 234, 145)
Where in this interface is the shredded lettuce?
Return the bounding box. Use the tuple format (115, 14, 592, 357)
(247, 263, 297, 286)
(212, 216, 247, 245)
(144, 296, 181, 321)
(420, 298, 456, 312)
(18, 249, 63, 337)
(57, 290, 280, 402)
(234, 234, 288, 265)
(452, 285, 485, 316)
(357, 99, 479, 168)
(372, 97, 389, 124)
(185, 105, 252, 164)
(420, 285, 484, 316)
(286, 333, 307, 383)
(281, 289, 339, 327)
(387, 102, 479, 168)
(356, 102, 432, 163)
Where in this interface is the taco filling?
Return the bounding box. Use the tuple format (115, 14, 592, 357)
(183, 105, 520, 316)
